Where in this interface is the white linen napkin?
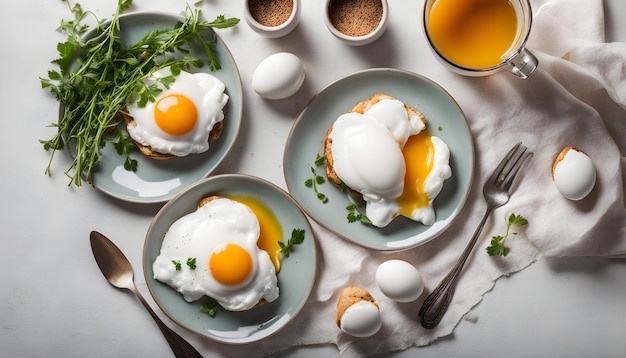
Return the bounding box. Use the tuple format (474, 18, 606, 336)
(204, 0, 626, 355)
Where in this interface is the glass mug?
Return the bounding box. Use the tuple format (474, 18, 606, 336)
(423, 0, 538, 79)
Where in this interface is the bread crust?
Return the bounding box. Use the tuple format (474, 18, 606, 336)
(122, 111, 223, 160)
(323, 93, 425, 197)
(335, 286, 379, 327)
(198, 195, 222, 208)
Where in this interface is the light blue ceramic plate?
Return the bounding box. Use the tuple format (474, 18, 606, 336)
(143, 174, 316, 344)
(283, 68, 474, 251)
(84, 12, 243, 203)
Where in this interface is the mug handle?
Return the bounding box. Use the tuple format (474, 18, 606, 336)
(508, 48, 538, 79)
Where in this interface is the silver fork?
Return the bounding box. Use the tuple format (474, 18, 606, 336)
(419, 142, 533, 329)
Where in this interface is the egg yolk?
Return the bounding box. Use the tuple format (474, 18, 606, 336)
(154, 94, 198, 136)
(230, 196, 283, 272)
(209, 243, 253, 286)
(397, 131, 434, 216)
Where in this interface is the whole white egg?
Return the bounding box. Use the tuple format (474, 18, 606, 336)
(375, 260, 424, 303)
(552, 147, 596, 201)
(252, 52, 305, 99)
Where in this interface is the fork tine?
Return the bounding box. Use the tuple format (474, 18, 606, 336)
(502, 150, 533, 193)
(500, 143, 526, 174)
(497, 144, 526, 184)
(489, 142, 522, 183)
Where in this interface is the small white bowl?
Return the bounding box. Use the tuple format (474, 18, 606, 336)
(243, 0, 300, 38)
(324, 0, 388, 46)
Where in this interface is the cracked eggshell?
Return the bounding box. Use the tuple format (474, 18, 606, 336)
(252, 52, 305, 99)
(552, 146, 596, 200)
(335, 286, 381, 338)
(339, 301, 382, 337)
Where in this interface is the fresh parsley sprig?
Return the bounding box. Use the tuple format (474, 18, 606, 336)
(200, 298, 218, 318)
(305, 165, 328, 203)
(304, 154, 329, 203)
(278, 229, 306, 258)
(40, 0, 239, 186)
(486, 213, 528, 257)
(172, 257, 197, 270)
(346, 204, 371, 225)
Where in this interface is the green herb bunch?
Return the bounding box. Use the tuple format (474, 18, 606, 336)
(40, 0, 239, 186)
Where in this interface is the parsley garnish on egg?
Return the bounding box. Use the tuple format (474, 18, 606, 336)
(40, 0, 239, 186)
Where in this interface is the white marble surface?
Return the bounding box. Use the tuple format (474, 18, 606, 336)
(1, 0, 625, 357)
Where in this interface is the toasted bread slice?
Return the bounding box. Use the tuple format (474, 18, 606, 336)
(323, 93, 425, 196)
(122, 112, 223, 160)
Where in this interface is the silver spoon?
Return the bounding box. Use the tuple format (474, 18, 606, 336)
(89, 231, 203, 358)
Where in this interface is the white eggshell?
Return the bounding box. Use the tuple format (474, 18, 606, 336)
(339, 301, 382, 337)
(252, 52, 305, 99)
(375, 260, 424, 303)
(553, 147, 596, 200)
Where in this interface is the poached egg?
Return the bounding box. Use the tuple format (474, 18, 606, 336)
(329, 96, 451, 227)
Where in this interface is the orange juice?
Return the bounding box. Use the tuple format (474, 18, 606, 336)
(426, 0, 519, 69)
